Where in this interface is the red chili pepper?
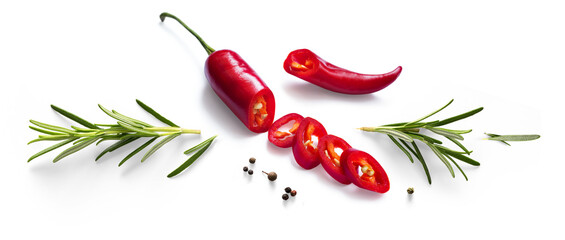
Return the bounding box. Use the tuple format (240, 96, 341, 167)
(341, 148, 390, 193)
(283, 49, 402, 95)
(318, 135, 352, 185)
(292, 117, 327, 169)
(268, 113, 304, 148)
(160, 13, 275, 133)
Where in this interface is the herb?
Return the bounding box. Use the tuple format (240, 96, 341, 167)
(167, 135, 217, 178)
(484, 133, 540, 146)
(28, 100, 213, 177)
(359, 99, 482, 184)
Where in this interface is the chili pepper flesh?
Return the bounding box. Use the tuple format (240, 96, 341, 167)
(341, 148, 390, 193)
(318, 135, 352, 185)
(268, 113, 304, 148)
(292, 117, 327, 169)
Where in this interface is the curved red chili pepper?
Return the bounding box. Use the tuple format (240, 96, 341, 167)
(161, 13, 275, 133)
(283, 49, 402, 95)
(318, 135, 352, 185)
(268, 113, 304, 148)
(341, 148, 390, 193)
(292, 117, 327, 170)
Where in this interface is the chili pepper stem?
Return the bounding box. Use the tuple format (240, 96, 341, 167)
(160, 12, 216, 55)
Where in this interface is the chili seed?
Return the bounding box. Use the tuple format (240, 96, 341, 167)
(290, 190, 297, 197)
(248, 169, 254, 175)
(249, 157, 256, 164)
(282, 194, 289, 200)
(407, 187, 414, 194)
(284, 187, 292, 193)
(243, 166, 248, 172)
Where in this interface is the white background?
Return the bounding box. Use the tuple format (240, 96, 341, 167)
(1, 0, 563, 239)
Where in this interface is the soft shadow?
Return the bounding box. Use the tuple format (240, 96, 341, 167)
(283, 80, 378, 103)
(201, 85, 257, 138)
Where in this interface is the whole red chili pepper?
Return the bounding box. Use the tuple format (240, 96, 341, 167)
(160, 13, 275, 133)
(283, 49, 402, 95)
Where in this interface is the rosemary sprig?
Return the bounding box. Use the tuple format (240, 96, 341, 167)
(484, 133, 540, 146)
(359, 99, 482, 184)
(28, 100, 214, 177)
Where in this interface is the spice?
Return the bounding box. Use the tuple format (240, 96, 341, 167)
(248, 169, 254, 175)
(282, 194, 289, 200)
(407, 187, 414, 194)
(284, 187, 292, 193)
(263, 171, 277, 181)
(249, 157, 256, 164)
(243, 166, 248, 172)
(290, 190, 297, 197)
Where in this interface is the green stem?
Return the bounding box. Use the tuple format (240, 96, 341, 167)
(160, 12, 216, 55)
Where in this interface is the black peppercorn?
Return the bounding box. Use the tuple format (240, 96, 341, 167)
(282, 194, 289, 200)
(284, 187, 292, 193)
(243, 166, 248, 172)
(249, 157, 256, 164)
(248, 169, 254, 175)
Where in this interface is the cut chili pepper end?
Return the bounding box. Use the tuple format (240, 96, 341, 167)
(252, 95, 269, 128)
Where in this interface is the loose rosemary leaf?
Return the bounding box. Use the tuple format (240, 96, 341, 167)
(118, 137, 158, 167)
(51, 105, 100, 129)
(168, 136, 216, 178)
(141, 133, 181, 163)
(28, 137, 79, 162)
(486, 134, 541, 142)
(53, 137, 101, 163)
(136, 99, 179, 127)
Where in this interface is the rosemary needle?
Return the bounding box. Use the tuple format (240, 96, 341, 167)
(28, 100, 212, 177)
(484, 133, 540, 146)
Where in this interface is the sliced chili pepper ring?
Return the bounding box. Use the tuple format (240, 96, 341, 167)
(341, 148, 390, 193)
(268, 113, 304, 148)
(318, 135, 352, 185)
(292, 117, 327, 170)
